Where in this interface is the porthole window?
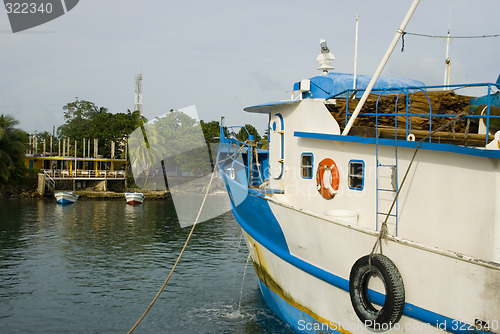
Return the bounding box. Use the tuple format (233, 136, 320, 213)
(348, 160, 364, 190)
(301, 153, 313, 179)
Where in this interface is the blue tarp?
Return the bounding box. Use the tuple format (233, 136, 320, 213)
(293, 72, 425, 99)
(469, 74, 500, 112)
(470, 92, 500, 112)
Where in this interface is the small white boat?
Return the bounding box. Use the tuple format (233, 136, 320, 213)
(125, 192, 144, 205)
(54, 192, 78, 205)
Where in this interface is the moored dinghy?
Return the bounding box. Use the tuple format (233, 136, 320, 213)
(125, 192, 144, 205)
(54, 191, 78, 205)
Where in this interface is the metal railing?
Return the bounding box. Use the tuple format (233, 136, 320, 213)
(42, 169, 126, 179)
(43, 170, 56, 189)
(331, 82, 500, 146)
(217, 126, 255, 186)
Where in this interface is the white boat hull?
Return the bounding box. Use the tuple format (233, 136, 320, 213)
(218, 108, 500, 332)
(125, 192, 144, 205)
(227, 178, 500, 333)
(54, 192, 78, 205)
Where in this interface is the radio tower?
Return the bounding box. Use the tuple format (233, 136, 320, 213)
(134, 73, 143, 114)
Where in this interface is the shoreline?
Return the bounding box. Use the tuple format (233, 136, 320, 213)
(0, 187, 170, 200)
(74, 190, 170, 200)
(0, 176, 225, 200)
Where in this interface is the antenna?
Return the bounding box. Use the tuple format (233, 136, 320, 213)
(134, 73, 143, 114)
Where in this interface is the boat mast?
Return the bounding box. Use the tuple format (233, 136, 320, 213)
(353, 14, 359, 92)
(342, 0, 421, 136)
(443, 0, 453, 90)
(444, 31, 451, 90)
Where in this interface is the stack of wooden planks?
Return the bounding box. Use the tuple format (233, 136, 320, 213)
(327, 90, 485, 145)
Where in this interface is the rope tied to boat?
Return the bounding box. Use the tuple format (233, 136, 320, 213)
(369, 112, 469, 265)
(245, 139, 266, 186)
(127, 167, 218, 333)
(127, 141, 249, 333)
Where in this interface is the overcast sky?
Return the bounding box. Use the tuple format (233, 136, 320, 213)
(1, 0, 499, 135)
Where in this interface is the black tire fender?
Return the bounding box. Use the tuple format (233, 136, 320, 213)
(349, 254, 405, 329)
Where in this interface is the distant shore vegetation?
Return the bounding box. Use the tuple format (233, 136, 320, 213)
(0, 98, 265, 190)
(0, 114, 28, 186)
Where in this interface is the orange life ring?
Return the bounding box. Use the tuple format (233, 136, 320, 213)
(316, 158, 340, 199)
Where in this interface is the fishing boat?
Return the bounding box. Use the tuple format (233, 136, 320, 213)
(216, 2, 500, 333)
(54, 191, 78, 205)
(125, 192, 144, 205)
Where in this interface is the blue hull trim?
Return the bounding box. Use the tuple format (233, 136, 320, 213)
(294, 131, 500, 158)
(57, 199, 75, 205)
(222, 173, 289, 253)
(221, 167, 492, 334)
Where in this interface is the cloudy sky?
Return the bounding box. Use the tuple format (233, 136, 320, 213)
(1, 0, 499, 135)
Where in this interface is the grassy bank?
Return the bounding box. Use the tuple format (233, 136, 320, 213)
(0, 182, 170, 201)
(73, 189, 170, 200)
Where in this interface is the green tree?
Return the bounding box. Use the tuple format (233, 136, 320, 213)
(150, 110, 210, 176)
(127, 123, 166, 188)
(58, 98, 146, 158)
(200, 120, 220, 166)
(237, 124, 261, 142)
(261, 129, 269, 149)
(62, 99, 108, 120)
(129, 110, 212, 181)
(200, 120, 220, 143)
(57, 98, 107, 153)
(0, 114, 28, 182)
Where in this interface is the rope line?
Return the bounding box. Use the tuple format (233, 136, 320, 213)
(403, 31, 500, 39)
(127, 142, 248, 333)
(127, 164, 219, 334)
(400, 31, 500, 52)
(245, 140, 266, 185)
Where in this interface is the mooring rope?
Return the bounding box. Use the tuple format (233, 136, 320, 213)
(127, 165, 219, 333)
(369, 113, 468, 262)
(245, 140, 266, 185)
(127, 143, 249, 333)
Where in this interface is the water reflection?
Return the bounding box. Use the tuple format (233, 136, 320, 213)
(0, 199, 293, 333)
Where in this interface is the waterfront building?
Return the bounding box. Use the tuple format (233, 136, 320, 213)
(25, 137, 127, 195)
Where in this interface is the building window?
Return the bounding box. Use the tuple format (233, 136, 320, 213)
(301, 153, 313, 179)
(348, 160, 364, 190)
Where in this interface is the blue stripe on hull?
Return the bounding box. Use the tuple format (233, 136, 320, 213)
(57, 199, 76, 205)
(222, 173, 289, 253)
(294, 131, 500, 158)
(223, 175, 492, 334)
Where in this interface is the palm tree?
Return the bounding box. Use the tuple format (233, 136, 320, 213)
(0, 115, 27, 182)
(128, 109, 147, 130)
(127, 123, 166, 189)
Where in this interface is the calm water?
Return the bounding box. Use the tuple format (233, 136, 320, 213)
(0, 198, 294, 334)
